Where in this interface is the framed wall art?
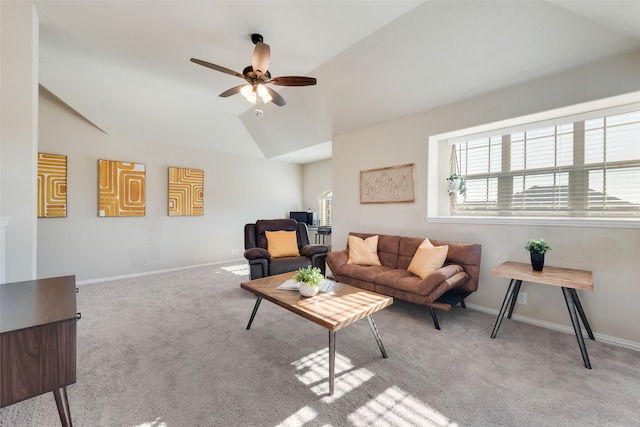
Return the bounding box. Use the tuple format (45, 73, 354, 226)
(37, 153, 67, 218)
(168, 167, 204, 216)
(98, 159, 146, 217)
(360, 163, 415, 204)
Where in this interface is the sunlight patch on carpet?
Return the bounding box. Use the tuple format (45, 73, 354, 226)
(221, 263, 249, 275)
(349, 386, 458, 427)
(134, 417, 168, 427)
(293, 348, 375, 398)
(276, 406, 318, 426)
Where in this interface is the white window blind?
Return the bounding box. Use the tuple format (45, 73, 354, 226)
(450, 107, 640, 218)
(318, 190, 332, 226)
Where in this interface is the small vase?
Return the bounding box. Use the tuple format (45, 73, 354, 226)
(299, 282, 319, 297)
(530, 252, 545, 271)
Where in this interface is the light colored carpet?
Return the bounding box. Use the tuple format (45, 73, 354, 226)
(1, 262, 639, 427)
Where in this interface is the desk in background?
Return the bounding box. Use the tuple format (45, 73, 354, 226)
(308, 226, 332, 248)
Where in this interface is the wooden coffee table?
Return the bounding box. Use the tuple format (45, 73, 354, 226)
(241, 272, 392, 395)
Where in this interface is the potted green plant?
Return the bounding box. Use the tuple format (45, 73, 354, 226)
(293, 266, 324, 297)
(524, 239, 552, 271)
(447, 173, 466, 196)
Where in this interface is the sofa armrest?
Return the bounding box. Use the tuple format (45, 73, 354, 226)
(244, 247, 271, 260)
(300, 244, 328, 257)
(326, 250, 349, 274)
(418, 264, 467, 297)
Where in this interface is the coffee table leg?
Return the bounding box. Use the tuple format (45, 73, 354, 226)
(246, 297, 262, 330)
(491, 279, 518, 339)
(366, 315, 388, 358)
(328, 330, 335, 395)
(562, 287, 592, 369)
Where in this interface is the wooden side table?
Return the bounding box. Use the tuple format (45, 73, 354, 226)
(490, 261, 594, 369)
(1, 275, 78, 426)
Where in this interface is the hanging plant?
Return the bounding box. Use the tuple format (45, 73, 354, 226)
(447, 145, 466, 196)
(447, 173, 466, 196)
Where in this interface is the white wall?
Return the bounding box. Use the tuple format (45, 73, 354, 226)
(0, 3, 39, 282)
(332, 48, 640, 345)
(37, 90, 303, 281)
(303, 159, 332, 217)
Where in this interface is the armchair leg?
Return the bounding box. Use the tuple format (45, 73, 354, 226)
(460, 300, 467, 309)
(429, 307, 441, 330)
(311, 255, 327, 277)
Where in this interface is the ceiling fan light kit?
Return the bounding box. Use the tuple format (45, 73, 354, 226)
(191, 33, 316, 107)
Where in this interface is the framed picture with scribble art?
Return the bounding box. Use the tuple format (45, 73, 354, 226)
(168, 167, 204, 216)
(37, 153, 67, 218)
(98, 159, 146, 217)
(360, 163, 415, 204)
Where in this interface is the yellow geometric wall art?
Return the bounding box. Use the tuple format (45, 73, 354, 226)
(37, 153, 67, 218)
(168, 167, 204, 216)
(98, 159, 146, 217)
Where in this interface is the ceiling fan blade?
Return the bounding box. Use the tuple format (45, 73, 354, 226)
(219, 85, 246, 98)
(265, 86, 286, 107)
(190, 58, 244, 79)
(252, 42, 271, 77)
(270, 76, 317, 87)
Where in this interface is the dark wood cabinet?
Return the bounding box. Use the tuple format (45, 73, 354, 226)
(1, 275, 77, 427)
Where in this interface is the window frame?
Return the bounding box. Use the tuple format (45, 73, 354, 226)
(427, 92, 640, 229)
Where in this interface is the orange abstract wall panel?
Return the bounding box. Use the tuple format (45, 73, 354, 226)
(98, 160, 146, 217)
(168, 167, 204, 216)
(37, 153, 67, 218)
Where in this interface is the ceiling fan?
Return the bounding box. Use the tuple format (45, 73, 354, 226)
(190, 34, 316, 107)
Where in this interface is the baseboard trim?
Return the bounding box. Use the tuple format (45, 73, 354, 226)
(76, 258, 245, 286)
(466, 303, 640, 352)
(77, 265, 639, 352)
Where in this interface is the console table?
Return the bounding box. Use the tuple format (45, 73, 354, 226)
(490, 261, 594, 369)
(1, 275, 78, 426)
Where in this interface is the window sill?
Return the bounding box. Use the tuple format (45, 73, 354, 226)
(427, 215, 640, 229)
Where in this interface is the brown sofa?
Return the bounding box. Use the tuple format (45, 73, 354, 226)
(326, 232, 482, 330)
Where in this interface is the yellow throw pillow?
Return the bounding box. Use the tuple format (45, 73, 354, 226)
(407, 245, 449, 279)
(265, 230, 300, 258)
(418, 238, 434, 248)
(347, 235, 381, 265)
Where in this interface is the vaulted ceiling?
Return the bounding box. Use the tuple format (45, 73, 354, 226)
(34, 1, 640, 164)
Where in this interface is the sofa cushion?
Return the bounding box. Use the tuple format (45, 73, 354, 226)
(375, 264, 465, 297)
(269, 256, 311, 276)
(266, 230, 300, 258)
(347, 235, 381, 265)
(373, 269, 416, 289)
(336, 263, 390, 283)
(407, 245, 449, 279)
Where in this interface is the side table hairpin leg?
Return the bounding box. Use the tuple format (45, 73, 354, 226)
(491, 279, 520, 339)
(562, 287, 593, 369)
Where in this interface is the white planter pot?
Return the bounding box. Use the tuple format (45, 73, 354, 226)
(299, 282, 319, 297)
(448, 178, 460, 194)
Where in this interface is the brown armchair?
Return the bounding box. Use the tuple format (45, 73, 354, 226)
(244, 219, 328, 280)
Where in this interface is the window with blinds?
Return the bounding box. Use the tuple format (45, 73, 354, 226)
(318, 190, 332, 226)
(450, 107, 640, 218)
